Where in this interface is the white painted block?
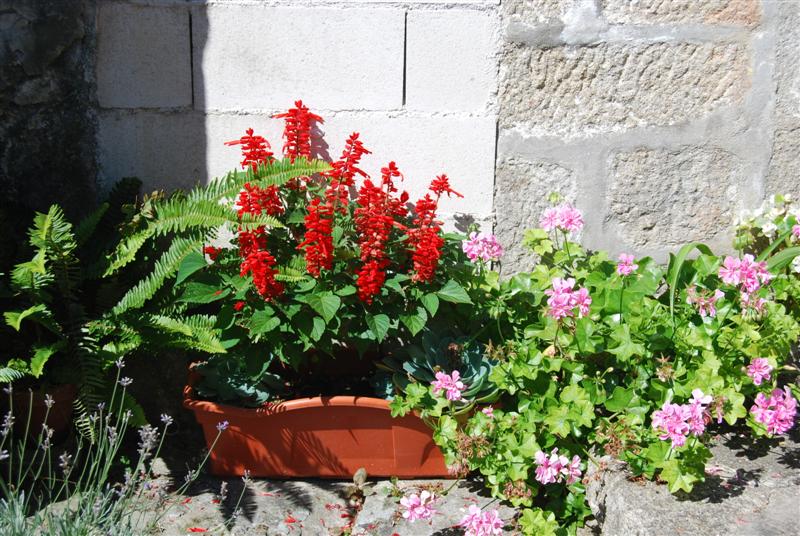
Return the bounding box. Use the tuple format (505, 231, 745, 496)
(96, 3, 192, 109)
(406, 10, 497, 112)
(205, 113, 497, 219)
(97, 110, 206, 192)
(193, 6, 404, 111)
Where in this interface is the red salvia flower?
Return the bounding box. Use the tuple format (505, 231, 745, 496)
(233, 301, 246, 311)
(240, 250, 284, 300)
(203, 246, 220, 261)
(224, 128, 274, 171)
(237, 228, 268, 259)
(353, 162, 409, 303)
(324, 133, 371, 214)
(407, 175, 462, 283)
(274, 100, 323, 162)
(236, 182, 284, 217)
(297, 198, 334, 277)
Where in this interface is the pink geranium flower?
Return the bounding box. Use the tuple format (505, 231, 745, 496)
(400, 490, 437, 522)
(746, 358, 773, 386)
(457, 505, 505, 536)
(652, 390, 713, 447)
(431, 371, 465, 401)
(686, 286, 724, 318)
(482, 406, 494, 419)
(616, 253, 638, 276)
(539, 204, 584, 234)
(562, 455, 583, 484)
(792, 224, 800, 239)
(463, 232, 504, 263)
(544, 278, 592, 319)
(750, 386, 797, 435)
(719, 254, 772, 293)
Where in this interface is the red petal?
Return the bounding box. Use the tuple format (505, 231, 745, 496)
(285, 516, 297, 523)
(188, 528, 208, 533)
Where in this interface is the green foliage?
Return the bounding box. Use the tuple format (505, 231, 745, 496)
(393, 195, 800, 533)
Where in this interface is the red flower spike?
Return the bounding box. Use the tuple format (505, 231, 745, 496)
(240, 250, 284, 300)
(225, 128, 274, 171)
(353, 162, 410, 303)
(429, 174, 463, 199)
(203, 246, 220, 261)
(297, 197, 334, 277)
(237, 182, 284, 217)
(233, 301, 245, 311)
(274, 100, 323, 162)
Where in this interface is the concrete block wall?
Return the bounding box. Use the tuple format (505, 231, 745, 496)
(95, 0, 501, 227)
(94, 0, 800, 273)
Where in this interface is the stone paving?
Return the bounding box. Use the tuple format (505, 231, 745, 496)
(154, 475, 517, 536)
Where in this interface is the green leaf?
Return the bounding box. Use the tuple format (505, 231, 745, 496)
(248, 310, 281, 335)
(766, 246, 800, 272)
(311, 316, 326, 341)
(176, 250, 208, 284)
(336, 285, 357, 297)
(366, 313, 390, 342)
(179, 282, 230, 304)
(436, 280, 472, 304)
(667, 242, 713, 318)
(30, 343, 63, 378)
(604, 386, 635, 412)
(400, 307, 428, 336)
(660, 459, 700, 494)
(306, 293, 341, 324)
(420, 293, 440, 316)
(519, 508, 558, 536)
(4, 304, 48, 331)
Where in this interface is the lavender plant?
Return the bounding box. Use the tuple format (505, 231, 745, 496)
(0, 363, 237, 535)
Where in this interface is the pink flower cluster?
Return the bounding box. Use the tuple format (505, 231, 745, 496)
(534, 448, 582, 485)
(462, 232, 504, 263)
(431, 370, 465, 401)
(719, 254, 773, 293)
(686, 286, 724, 318)
(457, 505, 505, 536)
(746, 358, 773, 386)
(544, 278, 592, 320)
(750, 386, 797, 435)
(616, 253, 638, 276)
(400, 491, 437, 522)
(651, 389, 712, 448)
(540, 204, 584, 234)
(793, 224, 800, 239)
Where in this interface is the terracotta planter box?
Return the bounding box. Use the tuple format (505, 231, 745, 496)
(183, 384, 448, 478)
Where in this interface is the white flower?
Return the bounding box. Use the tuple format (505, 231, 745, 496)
(791, 255, 800, 274)
(762, 220, 778, 238)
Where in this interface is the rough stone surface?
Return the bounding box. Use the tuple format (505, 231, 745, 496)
(500, 42, 750, 137)
(602, 0, 761, 27)
(766, 1, 800, 199)
(354, 480, 517, 535)
(96, 2, 192, 109)
(494, 157, 578, 273)
(607, 146, 741, 250)
(0, 0, 97, 268)
(406, 9, 497, 112)
(193, 5, 405, 111)
(586, 433, 800, 536)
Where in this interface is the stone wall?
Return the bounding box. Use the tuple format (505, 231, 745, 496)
(0, 0, 97, 265)
(497, 0, 800, 272)
(3, 0, 797, 273)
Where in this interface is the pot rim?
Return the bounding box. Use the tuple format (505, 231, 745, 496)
(182, 373, 393, 417)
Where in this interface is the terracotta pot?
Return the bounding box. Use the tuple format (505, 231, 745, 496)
(10, 383, 77, 438)
(183, 381, 449, 479)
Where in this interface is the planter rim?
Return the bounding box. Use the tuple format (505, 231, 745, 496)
(182, 380, 393, 418)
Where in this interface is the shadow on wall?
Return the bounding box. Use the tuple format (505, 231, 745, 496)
(0, 0, 97, 268)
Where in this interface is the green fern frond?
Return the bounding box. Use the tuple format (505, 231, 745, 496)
(104, 229, 154, 276)
(276, 265, 308, 283)
(0, 367, 27, 384)
(112, 234, 205, 314)
(75, 203, 109, 246)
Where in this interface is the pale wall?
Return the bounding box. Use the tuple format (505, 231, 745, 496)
(93, 0, 800, 272)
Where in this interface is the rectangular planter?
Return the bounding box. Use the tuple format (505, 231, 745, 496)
(183, 384, 449, 478)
